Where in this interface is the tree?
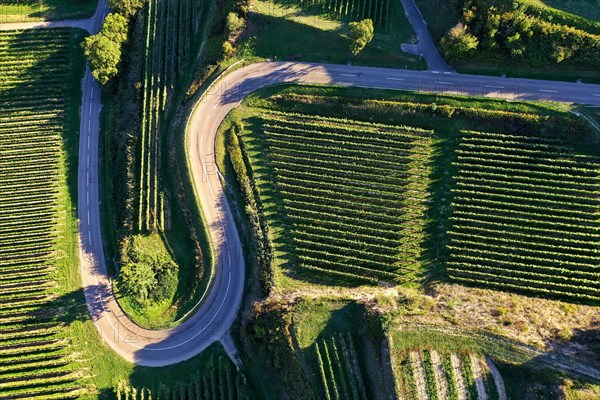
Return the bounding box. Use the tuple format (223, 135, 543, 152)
(107, 0, 146, 18)
(119, 262, 157, 303)
(82, 13, 129, 85)
(441, 22, 479, 59)
(348, 19, 374, 55)
(83, 35, 122, 85)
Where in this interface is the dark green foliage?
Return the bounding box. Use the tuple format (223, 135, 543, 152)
(226, 123, 274, 296)
(443, 0, 600, 70)
(108, 0, 147, 17)
(246, 300, 316, 400)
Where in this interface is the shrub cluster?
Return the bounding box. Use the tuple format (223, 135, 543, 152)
(441, 0, 600, 69)
(226, 123, 274, 296)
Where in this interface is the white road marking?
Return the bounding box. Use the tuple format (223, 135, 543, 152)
(593, 94, 600, 97)
(385, 77, 404, 81)
(486, 85, 504, 89)
(88, 119, 91, 132)
(90, 86, 94, 99)
(89, 103, 92, 116)
(87, 192, 89, 206)
(539, 89, 558, 93)
(88, 230, 92, 243)
(432, 71, 440, 74)
(340, 73, 357, 77)
(436, 81, 453, 85)
(444, 71, 452, 75)
(88, 210, 90, 224)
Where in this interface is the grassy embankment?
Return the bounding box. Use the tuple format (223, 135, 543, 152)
(0, 0, 96, 23)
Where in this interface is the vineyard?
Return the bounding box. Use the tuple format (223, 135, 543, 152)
(136, 0, 203, 232)
(114, 355, 252, 400)
(313, 333, 369, 400)
(447, 130, 600, 303)
(0, 0, 96, 23)
(280, 0, 401, 30)
(393, 349, 504, 400)
(0, 28, 86, 398)
(238, 111, 434, 285)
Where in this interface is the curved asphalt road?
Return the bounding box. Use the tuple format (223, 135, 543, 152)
(3, 4, 600, 366)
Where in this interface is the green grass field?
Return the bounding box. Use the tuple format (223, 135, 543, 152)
(0, 0, 96, 23)
(242, 0, 426, 69)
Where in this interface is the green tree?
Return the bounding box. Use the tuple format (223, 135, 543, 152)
(82, 13, 129, 85)
(119, 262, 157, 303)
(108, 0, 146, 17)
(102, 12, 129, 43)
(83, 34, 122, 85)
(441, 22, 479, 59)
(348, 19, 374, 55)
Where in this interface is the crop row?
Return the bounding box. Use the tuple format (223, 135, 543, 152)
(447, 129, 600, 303)
(135, 0, 201, 233)
(245, 114, 435, 284)
(114, 355, 251, 400)
(313, 333, 367, 400)
(0, 29, 84, 398)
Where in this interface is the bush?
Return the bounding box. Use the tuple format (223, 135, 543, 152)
(151, 265, 178, 302)
(223, 41, 235, 58)
(445, 0, 600, 69)
(119, 262, 157, 303)
(348, 19, 374, 55)
(441, 22, 479, 59)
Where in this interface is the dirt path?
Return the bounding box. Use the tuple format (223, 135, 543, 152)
(485, 357, 506, 400)
(451, 354, 468, 400)
(431, 350, 449, 400)
(470, 355, 488, 400)
(410, 351, 430, 400)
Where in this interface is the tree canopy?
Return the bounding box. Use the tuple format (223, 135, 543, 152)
(119, 262, 157, 303)
(82, 13, 129, 85)
(348, 19, 374, 55)
(107, 0, 146, 18)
